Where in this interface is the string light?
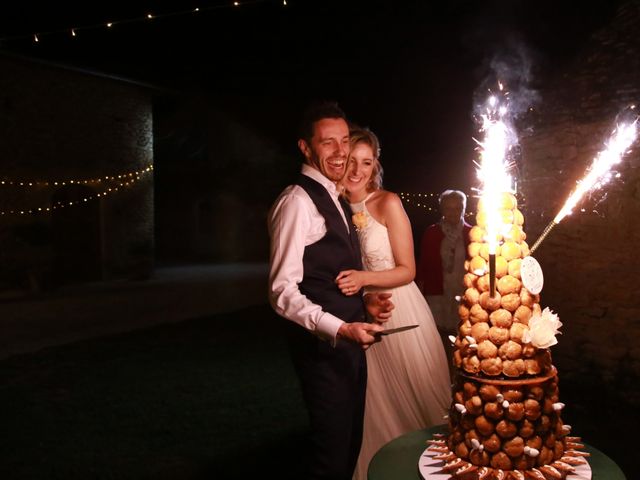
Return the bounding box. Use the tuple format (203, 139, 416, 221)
(0, 166, 153, 216)
(1, 0, 280, 43)
(400, 192, 475, 217)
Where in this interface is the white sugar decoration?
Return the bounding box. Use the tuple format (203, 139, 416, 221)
(454, 403, 467, 414)
(524, 446, 540, 457)
(552, 402, 565, 411)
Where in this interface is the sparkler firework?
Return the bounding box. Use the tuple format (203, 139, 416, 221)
(474, 83, 517, 296)
(530, 115, 638, 254)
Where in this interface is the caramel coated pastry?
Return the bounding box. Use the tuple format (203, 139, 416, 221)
(500, 293, 521, 312)
(544, 432, 556, 449)
(464, 259, 470, 271)
(537, 415, 551, 434)
(478, 340, 499, 359)
(460, 320, 473, 337)
(464, 287, 481, 306)
(496, 419, 518, 439)
(527, 386, 544, 401)
(469, 225, 486, 243)
(463, 272, 478, 289)
(495, 255, 509, 278)
(513, 208, 524, 226)
(543, 397, 555, 415)
(509, 322, 529, 343)
(519, 346, 534, 360)
(463, 382, 479, 398)
(502, 359, 525, 377)
(480, 291, 502, 311)
(460, 413, 476, 431)
(526, 435, 543, 450)
(459, 304, 471, 321)
(483, 433, 502, 453)
(468, 242, 483, 259)
(488, 326, 510, 345)
(490, 309, 513, 328)
(502, 389, 523, 402)
(479, 384, 501, 402)
(503, 436, 525, 458)
(490, 451, 513, 470)
(454, 391, 465, 405)
(469, 448, 490, 466)
(536, 350, 552, 371)
(537, 446, 554, 466)
(455, 441, 470, 459)
(554, 440, 565, 460)
(519, 420, 536, 439)
(464, 428, 480, 444)
(525, 359, 542, 375)
(463, 355, 481, 374)
(470, 255, 487, 275)
(505, 225, 526, 243)
(505, 402, 525, 422)
(453, 349, 463, 367)
(500, 208, 515, 225)
(471, 322, 491, 342)
(524, 399, 541, 421)
(480, 242, 502, 261)
(481, 357, 503, 375)
(475, 415, 496, 436)
(521, 241, 530, 257)
(500, 241, 521, 262)
(477, 274, 491, 293)
(512, 454, 534, 471)
(519, 289, 539, 308)
(484, 401, 504, 421)
(497, 275, 521, 295)
(470, 303, 490, 324)
(508, 258, 522, 279)
(514, 305, 532, 324)
(500, 192, 518, 210)
(499, 341, 523, 360)
(532, 303, 542, 316)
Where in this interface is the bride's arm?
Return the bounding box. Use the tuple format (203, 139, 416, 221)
(336, 192, 415, 294)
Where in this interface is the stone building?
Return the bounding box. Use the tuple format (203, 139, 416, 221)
(0, 52, 155, 291)
(518, 0, 640, 392)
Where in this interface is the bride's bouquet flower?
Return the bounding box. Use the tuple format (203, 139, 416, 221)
(523, 307, 562, 348)
(352, 211, 368, 231)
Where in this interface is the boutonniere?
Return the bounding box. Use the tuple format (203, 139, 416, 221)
(352, 211, 368, 231)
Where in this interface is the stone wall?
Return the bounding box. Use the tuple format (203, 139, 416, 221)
(518, 0, 640, 395)
(0, 53, 154, 290)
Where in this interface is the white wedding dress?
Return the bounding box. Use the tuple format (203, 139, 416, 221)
(351, 194, 451, 480)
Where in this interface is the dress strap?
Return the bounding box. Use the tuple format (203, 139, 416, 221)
(364, 191, 376, 202)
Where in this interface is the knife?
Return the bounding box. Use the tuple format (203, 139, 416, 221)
(376, 324, 419, 336)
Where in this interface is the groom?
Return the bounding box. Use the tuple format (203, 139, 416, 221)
(268, 100, 393, 480)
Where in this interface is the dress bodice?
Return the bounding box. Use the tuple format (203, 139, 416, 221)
(350, 193, 397, 272)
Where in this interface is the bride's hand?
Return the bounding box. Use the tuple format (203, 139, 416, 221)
(336, 270, 367, 296)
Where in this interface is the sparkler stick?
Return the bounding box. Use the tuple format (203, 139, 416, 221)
(528, 118, 638, 254)
(489, 253, 496, 297)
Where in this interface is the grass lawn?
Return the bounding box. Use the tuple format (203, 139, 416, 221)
(0, 303, 634, 479)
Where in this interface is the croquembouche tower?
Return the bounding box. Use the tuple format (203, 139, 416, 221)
(425, 90, 590, 480)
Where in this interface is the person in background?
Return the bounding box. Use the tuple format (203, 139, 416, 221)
(416, 189, 472, 357)
(335, 127, 450, 480)
(268, 101, 394, 480)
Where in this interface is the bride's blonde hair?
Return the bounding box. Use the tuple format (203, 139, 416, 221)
(349, 126, 384, 191)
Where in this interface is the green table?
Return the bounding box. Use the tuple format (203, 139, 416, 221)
(368, 424, 626, 480)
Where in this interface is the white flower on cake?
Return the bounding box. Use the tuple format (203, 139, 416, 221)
(352, 211, 368, 231)
(523, 307, 562, 348)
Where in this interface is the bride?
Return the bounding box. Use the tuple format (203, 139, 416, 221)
(336, 126, 451, 480)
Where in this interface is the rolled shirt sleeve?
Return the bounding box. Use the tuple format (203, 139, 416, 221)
(268, 185, 344, 344)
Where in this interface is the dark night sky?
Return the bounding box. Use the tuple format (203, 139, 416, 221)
(0, 0, 625, 196)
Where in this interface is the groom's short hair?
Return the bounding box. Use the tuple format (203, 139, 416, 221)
(298, 100, 347, 144)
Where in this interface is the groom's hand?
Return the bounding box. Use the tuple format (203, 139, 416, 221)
(337, 322, 384, 349)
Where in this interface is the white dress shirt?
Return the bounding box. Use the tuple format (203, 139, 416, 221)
(268, 164, 351, 344)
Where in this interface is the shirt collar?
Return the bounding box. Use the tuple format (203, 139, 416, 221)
(301, 164, 340, 198)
